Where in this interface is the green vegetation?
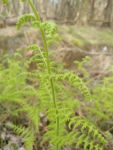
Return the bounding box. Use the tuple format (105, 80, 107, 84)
(1, 0, 113, 150)
(60, 25, 113, 48)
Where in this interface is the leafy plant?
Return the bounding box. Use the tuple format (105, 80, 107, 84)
(0, 0, 108, 150)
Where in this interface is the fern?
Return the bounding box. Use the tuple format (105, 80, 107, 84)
(16, 14, 36, 29)
(54, 72, 91, 101)
(0, 55, 40, 149)
(68, 116, 107, 150)
(10, 124, 35, 150)
(0, 0, 109, 150)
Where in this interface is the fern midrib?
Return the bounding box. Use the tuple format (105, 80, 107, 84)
(28, 0, 60, 149)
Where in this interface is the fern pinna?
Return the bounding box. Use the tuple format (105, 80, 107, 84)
(1, 0, 107, 150)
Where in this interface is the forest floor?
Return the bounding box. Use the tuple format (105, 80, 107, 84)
(0, 25, 113, 79)
(1, 25, 113, 52)
(0, 25, 113, 150)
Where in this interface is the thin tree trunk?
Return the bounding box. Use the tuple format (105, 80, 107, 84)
(104, 0, 113, 26)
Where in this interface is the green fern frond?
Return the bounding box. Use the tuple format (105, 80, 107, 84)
(32, 20, 41, 28)
(11, 124, 35, 150)
(18, 102, 39, 129)
(54, 72, 91, 101)
(69, 116, 107, 150)
(16, 14, 36, 29)
(41, 21, 60, 45)
(27, 44, 40, 51)
(27, 44, 48, 67)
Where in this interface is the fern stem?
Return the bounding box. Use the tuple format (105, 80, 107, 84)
(28, 0, 59, 149)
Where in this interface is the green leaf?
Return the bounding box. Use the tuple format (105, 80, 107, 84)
(16, 14, 36, 29)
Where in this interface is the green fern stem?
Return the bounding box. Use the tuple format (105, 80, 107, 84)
(28, 0, 59, 149)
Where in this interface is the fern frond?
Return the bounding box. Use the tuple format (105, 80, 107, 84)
(16, 14, 36, 29)
(41, 21, 60, 45)
(69, 116, 107, 150)
(27, 44, 40, 51)
(11, 124, 35, 150)
(54, 72, 91, 101)
(21, 104, 39, 130)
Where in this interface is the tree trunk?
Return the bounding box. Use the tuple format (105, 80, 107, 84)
(88, 0, 95, 24)
(104, 0, 113, 27)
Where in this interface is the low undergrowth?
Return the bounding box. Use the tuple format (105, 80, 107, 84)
(0, 0, 113, 150)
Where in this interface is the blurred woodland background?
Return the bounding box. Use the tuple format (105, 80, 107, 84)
(0, 0, 113, 27)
